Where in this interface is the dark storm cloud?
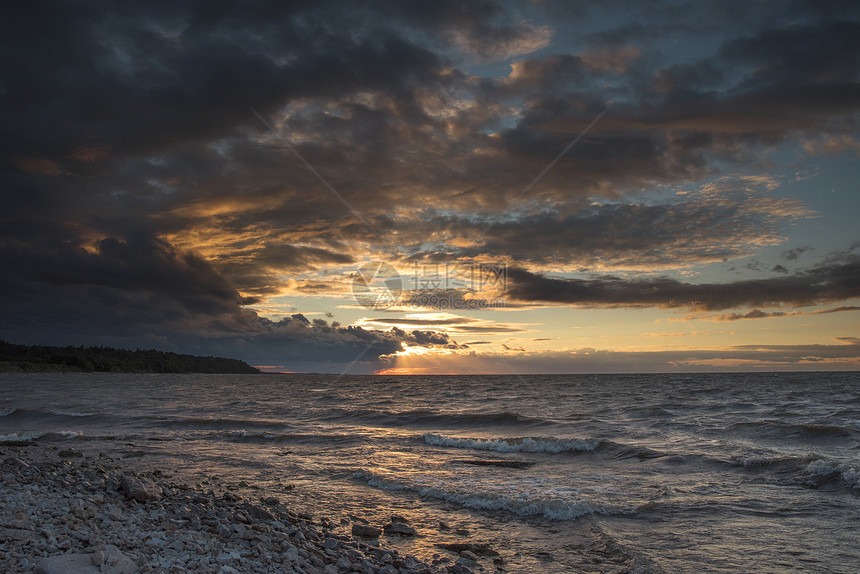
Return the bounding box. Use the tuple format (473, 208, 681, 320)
(381, 183, 807, 268)
(505, 253, 860, 311)
(721, 20, 860, 86)
(0, 0, 453, 162)
(4, 0, 857, 211)
(0, 233, 251, 347)
(0, 234, 452, 366)
(6, 0, 849, 225)
(518, 18, 860, 198)
(0, 0, 551, 165)
(574, 0, 859, 48)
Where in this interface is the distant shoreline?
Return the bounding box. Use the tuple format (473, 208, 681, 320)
(0, 340, 259, 374)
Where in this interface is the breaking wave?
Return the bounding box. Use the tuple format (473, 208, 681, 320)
(353, 469, 628, 520)
(733, 451, 860, 490)
(0, 431, 46, 442)
(326, 409, 551, 428)
(0, 429, 94, 442)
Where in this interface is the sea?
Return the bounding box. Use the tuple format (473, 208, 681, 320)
(1, 372, 859, 573)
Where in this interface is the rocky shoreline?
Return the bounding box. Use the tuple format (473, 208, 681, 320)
(0, 447, 486, 574)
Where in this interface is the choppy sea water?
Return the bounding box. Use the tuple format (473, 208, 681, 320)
(1, 372, 859, 572)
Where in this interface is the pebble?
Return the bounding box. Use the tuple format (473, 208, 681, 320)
(58, 449, 83, 458)
(106, 505, 123, 521)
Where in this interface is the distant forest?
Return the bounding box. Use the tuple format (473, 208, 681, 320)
(0, 340, 260, 374)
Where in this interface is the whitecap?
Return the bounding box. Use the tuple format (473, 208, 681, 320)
(734, 451, 821, 468)
(0, 431, 45, 442)
(424, 433, 600, 454)
(50, 410, 94, 418)
(227, 430, 277, 440)
(840, 467, 860, 489)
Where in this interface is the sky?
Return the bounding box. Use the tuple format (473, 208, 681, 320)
(1, 0, 859, 374)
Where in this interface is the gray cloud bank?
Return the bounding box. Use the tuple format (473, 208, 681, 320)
(505, 252, 860, 310)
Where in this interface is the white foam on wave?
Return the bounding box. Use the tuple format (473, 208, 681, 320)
(0, 431, 46, 442)
(803, 459, 860, 489)
(734, 450, 860, 489)
(0, 430, 85, 442)
(841, 467, 860, 489)
(805, 459, 839, 476)
(734, 451, 821, 468)
(424, 433, 600, 454)
(50, 410, 93, 418)
(228, 430, 277, 440)
(0, 408, 16, 417)
(353, 469, 622, 520)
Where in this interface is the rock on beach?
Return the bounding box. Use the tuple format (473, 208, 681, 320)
(352, 524, 383, 538)
(119, 473, 162, 502)
(34, 546, 135, 574)
(384, 521, 418, 536)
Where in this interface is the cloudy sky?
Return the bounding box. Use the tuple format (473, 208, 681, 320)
(2, 0, 859, 373)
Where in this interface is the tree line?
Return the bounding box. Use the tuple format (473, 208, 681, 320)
(0, 340, 259, 374)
